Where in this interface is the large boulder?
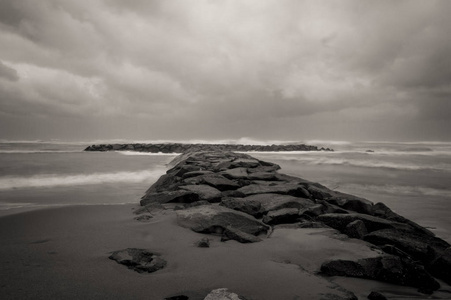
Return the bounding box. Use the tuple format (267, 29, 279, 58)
(140, 190, 200, 205)
(317, 213, 412, 234)
(262, 208, 300, 225)
(179, 184, 222, 202)
(177, 205, 269, 236)
(321, 256, 440, 293)
(109, 248, 166, 273)
(204, 288, 245, 300)
(237, 182, 310, 198)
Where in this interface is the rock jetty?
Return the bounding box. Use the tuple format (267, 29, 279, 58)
(135, 151, 451, 295)
(84, 142, 333, 153)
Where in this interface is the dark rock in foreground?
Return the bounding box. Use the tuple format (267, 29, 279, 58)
(84, 142, 333, 153)
(135, 150, 451, 292)
(321, 255, 440, 293)
(109, 248, 166, 273)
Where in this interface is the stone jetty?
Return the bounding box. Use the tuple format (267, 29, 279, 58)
(132, 150, 451, 296)
(84, 142, 333, 153)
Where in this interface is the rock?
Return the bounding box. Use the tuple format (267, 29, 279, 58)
(196, 237, 210, 248)
(317, 213, 412, 234)
(429, 247, 451, 285)
(321, 255, 440, 292)
(177, 205, 269, 236)
(204, 288, 245, 300)
(109, 248, 166, 273)
(247, 171, 277, 180)
(179, 185, 222, 202)
(327, 193, 374, 215)
(221, 167, 249, 179)
(182, 170, 214, 178)
(221, 226, 262, 243)
(134, 215, 153, 222)
(262, 208, 300, 225)
(363, 228, 449, 264)
(237, 182, 311, 198)
(201, 174, 241, 191)
(140, 190, 200, 205)
(229, 158, 260, 168)
(345, 220, 368, 239)
(220, 197, 263, 217)
(165, 295, 189, 300)
(186, 200, 211, 207)
(367, 291, 387, 300)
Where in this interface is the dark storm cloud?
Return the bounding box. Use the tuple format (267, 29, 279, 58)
(0, 0, 450, 141)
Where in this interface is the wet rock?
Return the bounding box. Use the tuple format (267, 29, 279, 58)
(367, 291, 387, 300)
(345, 220, 368, 239)
(429, 247, 451, 285)
(201, 174, 240, 191)
(221, 226, 262, 243)
(177, 205, 269, 236)
(165, 295, 189, 300)
(109, 248, 166, 273)
(221, 167, 249, 179)
(262, 208, 300, 225)
(220, 197, 263, 217)
(203, 288, 245, 300)
(179, 185, 222, 202)
(237, 182, 310, 198)
(321, 255, 440, 292)
(196, 237, 210, 248)
(317, 213, 412, 234)
(140, 190, 200, 206)
(363, 228, 449, 264)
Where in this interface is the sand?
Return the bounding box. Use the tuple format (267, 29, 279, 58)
(1, 204, 451, 300)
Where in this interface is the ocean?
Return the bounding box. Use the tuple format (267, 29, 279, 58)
(1, 140, 450, 242)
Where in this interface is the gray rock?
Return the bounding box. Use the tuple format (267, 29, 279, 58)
(367, 291, 387, 300)
(140, 190, 200, 205)
(109, 248, 166, 273)
(429, 247, 451, 285)
(196, 237, 210, 248)
(179, 185, 222, 202)
(201, 174, 240, 191)
(221, 226, 262, 243)
(321, 255, 440, 292)
(345, 220, 368, 239)
(262, 208, 300, 225)
(177, 205, 269, 236)
(203, 288, 245, 300)
(317, 213, 412, 233)
(221, 167, 249, 179)
(237, 182, 310, 198)
(220, 197, 263, 217)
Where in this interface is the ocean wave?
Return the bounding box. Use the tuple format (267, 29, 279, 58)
(0, 150, 82, 154)
(274, 156, 451, 171)
(116, 151, 179, 156)
(0, 170, 165, 190)
(343, 183, 451, 198)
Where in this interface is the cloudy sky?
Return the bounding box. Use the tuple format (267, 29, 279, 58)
(0, 0, 450, 142)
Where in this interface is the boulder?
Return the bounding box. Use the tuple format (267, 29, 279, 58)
(367, 291, 387, 300)
(317, 213, 412, 234)
(140, 190, 200, 205)
(201, 174, 241, 191)
(196, 237, 210, 248)
(220, 197, 263, 217)
(221, 226, 262, 243)
(262, 208, 300, 225)
(109, 248, 166, 273)
(179, 185, 222, 202)
(237, 182, 310, 198)
(363, 228, 450, 264)
(428, 247, 451, 285)
(177, 205, 269, 236)
(345, 220, 368, 239)
(204, 288, 245, 300)
(321, 256, 440, 292)
(221, 167, 249, 179)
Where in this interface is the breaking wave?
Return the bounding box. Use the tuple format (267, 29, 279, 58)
(0, 170, 165, 190)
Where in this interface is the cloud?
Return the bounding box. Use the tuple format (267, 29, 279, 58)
(0, 0, 450, 141)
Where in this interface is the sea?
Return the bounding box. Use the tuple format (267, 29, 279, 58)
(1, 139, 450, 242)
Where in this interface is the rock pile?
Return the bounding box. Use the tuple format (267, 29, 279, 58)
(84, 142, 333, 153)
(136, 151, 450, 294)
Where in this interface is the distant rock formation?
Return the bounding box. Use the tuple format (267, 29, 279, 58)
(84, 142, 333, 153)
(136, 150, 451, 293)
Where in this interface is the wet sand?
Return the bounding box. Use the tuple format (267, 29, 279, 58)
(1, 204, 451, 300)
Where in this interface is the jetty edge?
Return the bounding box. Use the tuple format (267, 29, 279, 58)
(128, 150, 451, 299)
(84, 142, 333, 153)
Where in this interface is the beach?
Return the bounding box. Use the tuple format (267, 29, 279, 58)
(1, 141, 451, 299)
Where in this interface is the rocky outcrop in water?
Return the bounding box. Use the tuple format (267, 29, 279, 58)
(84, 142, 333, 153)
(109, 248, 166, 273)
(135, 150, 450, 294)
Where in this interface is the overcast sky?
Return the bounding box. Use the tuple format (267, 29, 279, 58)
(0, 0, 450, 142)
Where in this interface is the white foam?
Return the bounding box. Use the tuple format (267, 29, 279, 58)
(0, 169, 166, 190)
(116, 151, 179, 156)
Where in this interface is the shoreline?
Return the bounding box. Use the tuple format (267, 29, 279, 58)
(3, 204, 451, 299)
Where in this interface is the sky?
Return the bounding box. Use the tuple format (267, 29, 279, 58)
(0, 0, 450, 142)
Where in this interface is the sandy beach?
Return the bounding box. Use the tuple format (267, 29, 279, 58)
(1, 203, 450, 300)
